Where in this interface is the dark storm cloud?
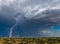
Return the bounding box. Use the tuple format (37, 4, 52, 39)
(36, 9, 60, 23)
(0, 0, 60, 37)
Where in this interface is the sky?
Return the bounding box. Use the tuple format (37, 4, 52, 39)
(0, 0, 60, 37)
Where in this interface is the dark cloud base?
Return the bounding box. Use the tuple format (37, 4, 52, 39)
(0, 0, 60, 37)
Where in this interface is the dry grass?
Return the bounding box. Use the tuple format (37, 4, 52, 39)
(0, 37, 60, 44)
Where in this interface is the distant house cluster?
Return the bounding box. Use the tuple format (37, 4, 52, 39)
(0, 38, 60, 44)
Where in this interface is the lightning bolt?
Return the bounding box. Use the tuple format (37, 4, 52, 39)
(9, 22, 17, 37)
(9, 15, 20, 37)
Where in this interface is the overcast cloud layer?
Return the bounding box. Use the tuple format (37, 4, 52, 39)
(0, 0, 60, 37)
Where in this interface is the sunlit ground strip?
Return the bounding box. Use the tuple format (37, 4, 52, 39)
(0, 37, 60, 44)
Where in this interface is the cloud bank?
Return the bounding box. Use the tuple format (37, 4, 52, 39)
(0, 0, 60, 37)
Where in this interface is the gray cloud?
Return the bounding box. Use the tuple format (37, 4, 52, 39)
(0, 0, 60, 37)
